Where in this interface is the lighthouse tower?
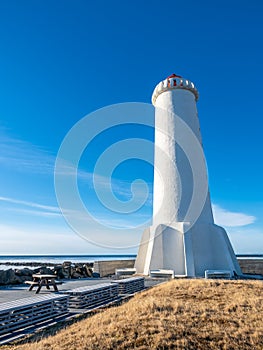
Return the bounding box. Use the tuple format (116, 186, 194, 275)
(135, 74, 241, 277)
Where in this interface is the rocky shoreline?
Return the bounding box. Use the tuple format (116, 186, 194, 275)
(0, 261, 94, 286)
(1, 258, 262, 286)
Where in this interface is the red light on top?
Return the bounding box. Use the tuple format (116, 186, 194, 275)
(166, 73, 182, 79)
(167, 73, 182, 79)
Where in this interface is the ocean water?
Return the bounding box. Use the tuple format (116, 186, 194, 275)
(0, 255, 137, 270)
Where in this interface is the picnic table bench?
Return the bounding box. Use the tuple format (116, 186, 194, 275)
(25, 274, 60, 294)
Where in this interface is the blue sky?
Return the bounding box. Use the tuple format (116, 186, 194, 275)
(0, 0, 262, 255)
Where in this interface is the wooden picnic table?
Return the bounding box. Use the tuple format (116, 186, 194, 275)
(25, 274, 59, 294)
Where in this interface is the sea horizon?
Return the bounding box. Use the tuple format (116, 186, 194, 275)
(0, 254, 137, 269)
(0, 253, 262, 264)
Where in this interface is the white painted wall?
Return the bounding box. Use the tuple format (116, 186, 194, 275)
(153, 87, 214, 226)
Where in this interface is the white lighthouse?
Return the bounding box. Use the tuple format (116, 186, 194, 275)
(135, 74, 241, 277)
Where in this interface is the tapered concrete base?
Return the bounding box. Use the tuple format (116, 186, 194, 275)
(135, 223, 242, 277)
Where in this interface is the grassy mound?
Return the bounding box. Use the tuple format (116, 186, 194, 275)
(5, 279, 263, 350)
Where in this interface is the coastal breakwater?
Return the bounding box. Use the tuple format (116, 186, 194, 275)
(0, 259, 262, 286)
(237, 259, 263, 275)
(0, 261, 93, 285)
(0, 259, 137, 285)
(93, 260, 136, 277)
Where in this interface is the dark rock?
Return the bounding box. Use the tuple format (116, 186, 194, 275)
(33, 266, 54, 275)
(0, 261, 94, 284)
(15, 268, 33, 277)
(71, 272, 82, 279)
(75, 266, 84, 274)
(92, 272, 100, 278)
(84, 265, 93, 277)
(53, 265, 64, 279)
(0, 269, 23, 285)
(62, 261, 72, 278)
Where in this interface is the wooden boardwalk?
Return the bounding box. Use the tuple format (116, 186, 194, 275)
(0, 294, 69, 336)
(64, 282, 119, 309)
(0, 277, 156, 344)
(113, 277, 145, 295)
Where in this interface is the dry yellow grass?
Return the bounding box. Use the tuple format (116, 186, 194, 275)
(4, 279, 263, 350)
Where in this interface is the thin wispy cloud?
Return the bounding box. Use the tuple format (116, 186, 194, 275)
(0, 196, 60, 213)
(0, 196, 63, 219)
(212, 204, 256, 227)
(0, 196, 88, 220)
(0, 131, 55, 174)
(5, 208, 62, 218)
